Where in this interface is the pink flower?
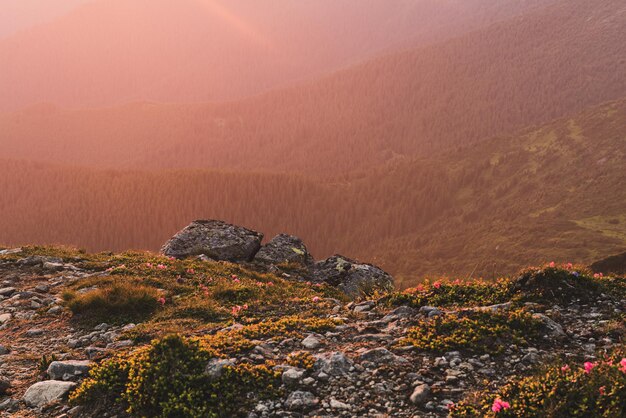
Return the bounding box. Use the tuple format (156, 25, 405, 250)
(157, 264, 167, 270)
(492, 398, 511, 413)
(447, 402, 455, 411)
(231, 305, 242, 316)
(566, 263, 573, 270)
(267, 282, 274, 287)
(187, 268, 195, 274)
(232, 278, 241, 284)
(312, 296, 321, 303)
(306, 281, 312, 286)
(157, 297, 166, 305)
(584, 362, 597, 374)
(231, 274, 238, 280)
(593, 272, 604, 279)
(561, 364, 570, 372)
(242, 304, 249, 310)
(433, 282, 442, 289)
(619, 358, 626, 373)
(599, 386, 606, 396)
(549, 261, 556, 268)
(146, 263, 153, 268)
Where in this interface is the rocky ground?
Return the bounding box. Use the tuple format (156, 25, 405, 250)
(1, 245, 624, 418)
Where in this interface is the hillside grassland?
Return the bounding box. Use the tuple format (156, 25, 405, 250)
(1, 99, 624, 287)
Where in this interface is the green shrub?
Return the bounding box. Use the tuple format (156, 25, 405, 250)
(72, 335, 281, 418)
(451, 350, 626, 417)
(385, 279, 513, 309)
(404, 308, 542, 354)
(63, 282, 160, 324)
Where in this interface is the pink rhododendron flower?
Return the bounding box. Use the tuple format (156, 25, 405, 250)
(492, 398, 511, 413)
(566, 262, 573, 269)
(433, 282, 442, 289)
(549, 261, 556, 268)
(599, 386, 606, 396)
(584, 362, 597, 374)
(187, 268, 195, 274)
(232, 278, 241, 284)
(267, 282, 274, 286)
(593, 272, 604, 278)
(231, 274, 238, 280)
(561, 364, 570, 372)
(146, 263, 153, 268)
(619, 358, 626, 373)
(157, 264, 167, 270)
(157, 297, 166, 305)
(312, 296, 321, 303)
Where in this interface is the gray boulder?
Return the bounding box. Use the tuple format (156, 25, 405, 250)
(313, 255, 394, 298)
(254, 234, 314, 267)
(47, 360, 91, 381)
(161, 220, 263, 262)
(23, 380, 76, 407)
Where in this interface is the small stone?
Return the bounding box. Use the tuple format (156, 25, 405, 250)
(47, 305, 63, 314)
(0, 345, 9, 355)
(301, 334, 322, 349)
(0, 378, 11, 395)
(0, 287, 16, 297)
(0, 313, 11, 324)
(410, 384, 431, 405)
(26, 328, 44, 337)
(282, 368, 305, 386)
(285, 391, 319, 411)
(330, 399, 351, 410)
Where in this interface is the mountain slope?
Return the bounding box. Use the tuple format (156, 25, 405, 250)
(0, 0, 555, 111)
(1, 99, 624, 284)
(0, 0, 623, 175)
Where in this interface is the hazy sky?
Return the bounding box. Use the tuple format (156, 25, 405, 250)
(0, 0, 93, 38)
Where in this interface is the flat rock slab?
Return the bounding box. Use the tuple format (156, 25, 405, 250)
(47, 360, 92, 381)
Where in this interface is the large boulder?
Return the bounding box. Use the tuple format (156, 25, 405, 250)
(161, 220, 263, 262)
(23, 380, 76, 407)
(313, 255, 394, 298)
(254, 234, 314, 267)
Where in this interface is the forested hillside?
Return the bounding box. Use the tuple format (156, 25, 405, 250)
(0, 0, 622, 175)
(2, 99, 624, 286)
(0, 0, 555, 111)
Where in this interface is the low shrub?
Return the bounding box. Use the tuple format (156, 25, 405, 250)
(404, 308, 542, 354)
(63, 282, 160, 324)
(71, 335, 281, 418)
(450, 350, 626, 417)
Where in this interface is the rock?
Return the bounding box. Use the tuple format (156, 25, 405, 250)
(282, 368, 305, 386)
(47, 360, 92, 381)
(26, 328, 44, 337)
(42, 262, 64, 272)
(0, 287, 16, 297)
(315, 352, 353, 376)
(47, 305, 63, 315)
(410, 384, 431, 405)
(313, 255, 394, 298)
(0, 313, 10, 325)
(359, 348, 407, 365)
(0, 345, 9, 355)
(285, 391, 319, 411)
(161, 220, 263, 262)
(533, 313, 567, 338)
(205, 358, 235, 380)
(330, 399, 351, 410)
(0, 378, 10, 395)
(23, 380, 76, 407)
(353, 301, 376, 313)
(254, 234, 314, 267)
(301, 334, 322, 349)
